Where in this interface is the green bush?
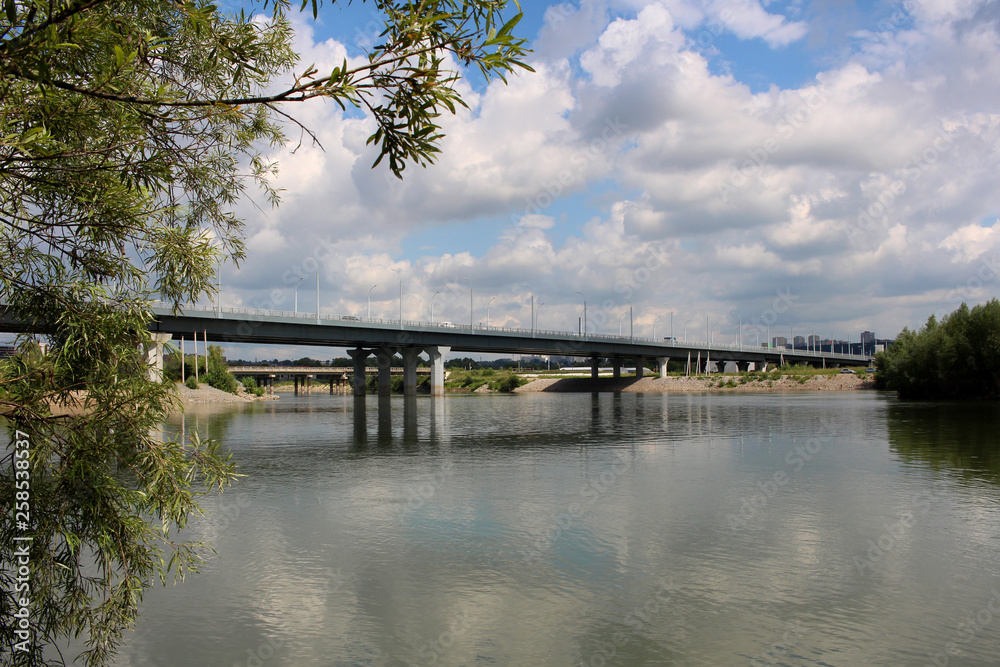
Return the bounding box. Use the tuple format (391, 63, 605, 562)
(185, 375, 199, 390)
(204, 344, 239, 394)
(241, 376, 265, 397)
(497, 373, 522, 392)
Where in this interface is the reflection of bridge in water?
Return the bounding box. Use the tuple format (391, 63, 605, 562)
(144, 303, 874, 397)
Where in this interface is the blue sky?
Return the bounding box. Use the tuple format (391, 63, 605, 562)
(158, 0, 1000, 360)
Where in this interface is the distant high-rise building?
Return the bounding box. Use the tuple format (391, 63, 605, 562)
(860, 331, 875, 344)
(794, 335, 805, 348)
(772, 336, 788, 348)
(807, 334, 820, 349)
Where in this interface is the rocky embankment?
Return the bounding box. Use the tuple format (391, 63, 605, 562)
(515, 374, 875, 393)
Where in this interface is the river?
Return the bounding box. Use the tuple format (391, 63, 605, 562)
(108, 391, 1000, 666)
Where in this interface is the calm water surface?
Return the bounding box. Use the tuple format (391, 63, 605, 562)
(111, 391, 1000, 666)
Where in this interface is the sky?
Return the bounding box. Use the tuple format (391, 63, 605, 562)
(209, 0, 998, 361)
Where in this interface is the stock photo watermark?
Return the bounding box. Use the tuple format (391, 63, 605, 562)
(726, 418, 837, 530)
(520, 452, 633, 562)
(10, 429, 33, 653)
(852, 481, 946, 576)
(923, 588, 1000, 667)
(577, 579, 675, 667)
(845, 127, 955, 243)
(718, 87, 829, 203)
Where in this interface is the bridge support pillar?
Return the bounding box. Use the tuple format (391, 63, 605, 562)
(294, 376, 299, 396)
(590, 357, 599, 380)
(657, 357, 669, 378)
(612, 358, 622, 379)
(402, 348, 420, 396)
(376, 349, 393, 397)
(145, 333, 172, 382)
(348, 348, 370, 397)
(426, 346, 451, 397)
(635, 357, 645, 379)
(306, 374, 313, 395)
(736, 361, 750, 373)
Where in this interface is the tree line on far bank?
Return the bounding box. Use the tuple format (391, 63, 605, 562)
(876, 299, 1000, 399)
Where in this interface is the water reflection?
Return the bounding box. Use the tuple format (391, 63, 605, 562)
(115, 393, 1000, 666)
(887, 399, 1000, 481)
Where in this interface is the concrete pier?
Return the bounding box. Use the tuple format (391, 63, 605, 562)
(426, 346, 450, 396)
(349, 348, 370, 396)
(146, 333, 172, 381)
(376, 349, 393, 397)
(402, 348, 420, 396)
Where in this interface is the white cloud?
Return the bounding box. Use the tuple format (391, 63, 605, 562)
(219, 0, 1000, 352)
(939, 220, 1000, 262)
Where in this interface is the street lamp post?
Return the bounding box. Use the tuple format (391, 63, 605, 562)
(575, 291, 587, 337)
(521, 284, 534, 335)
(431, 290, 441, 324)
(294, 276, 304, 314)
(684, 319, 692, 341)
(487, 296, 496, 327)
(536, 303, 545, 331)
(625, 298, 633, 342)
(653, 315, 662, 340)
(731, 311, 742, 348)
(618, 312, 626, 336)
(461, 276, 473, 327)
(389, 267, 402, 330)
(367, 284, 378, 321)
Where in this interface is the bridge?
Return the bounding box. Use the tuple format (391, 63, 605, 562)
(225, 365, 430, 395)
(146, 302, 873, 396)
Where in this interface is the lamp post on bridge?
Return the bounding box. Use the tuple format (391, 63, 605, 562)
(461, 276, 473, 327)
(536, 303, 545, 331)
(367, 284, 378, 321)
(390, 268, 402, 330)
(521, 284, 534, 336)
(487, 296, 496, 328)
(431, 290, 441, 324)
(653, 315, 662, 340)
(684, 319, 692, 341)
(626, 298, 633, 342)
(730, 310, 742, 348)
(575, 291, 587, 337)
(294, 276, 304, 314)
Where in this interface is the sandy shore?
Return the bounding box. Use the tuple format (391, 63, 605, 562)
(515, 374, 875, 393)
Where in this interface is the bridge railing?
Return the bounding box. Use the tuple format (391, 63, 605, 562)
(151, 302, 872, 360)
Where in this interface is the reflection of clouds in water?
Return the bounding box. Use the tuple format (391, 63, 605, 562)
(117, 393, 1000, 665)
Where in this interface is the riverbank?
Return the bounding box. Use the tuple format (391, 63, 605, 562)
(515, 373, 876, 393)
(172, 382, 279, 405)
